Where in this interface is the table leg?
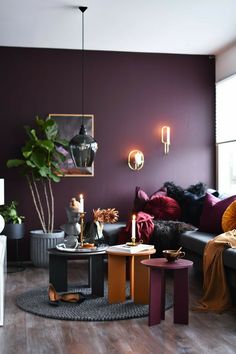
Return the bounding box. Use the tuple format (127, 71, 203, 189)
(108, 254, 126, 303)
(49, 254, 68, 292)
(90, 254, 104, 297)
(133, 254, 150, 304)
(149, 268, 165, 326)
(129, 256, 134, 300)
(173, 268, 189, 324)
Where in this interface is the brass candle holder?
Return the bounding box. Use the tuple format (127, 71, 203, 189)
(78, 212, 86, 247)
(131, 235, 136, 245)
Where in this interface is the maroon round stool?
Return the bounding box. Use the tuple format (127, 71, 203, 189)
(141, 258, 193, 326)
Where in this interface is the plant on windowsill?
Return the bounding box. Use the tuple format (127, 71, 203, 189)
(0, 200, 25, 240)
(6, 116, 68, 266)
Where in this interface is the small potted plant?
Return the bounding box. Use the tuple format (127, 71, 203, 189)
(0, 201, 25, 239)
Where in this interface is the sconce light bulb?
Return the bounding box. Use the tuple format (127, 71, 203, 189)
(128, 150, 144, 171)
(161, 126, 171, 154)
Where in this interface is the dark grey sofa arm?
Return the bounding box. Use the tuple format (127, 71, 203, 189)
(103, 222, 126, 245)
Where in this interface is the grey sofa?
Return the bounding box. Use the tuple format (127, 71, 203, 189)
(180, 230, 236, 301)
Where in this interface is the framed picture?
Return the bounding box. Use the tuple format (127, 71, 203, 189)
(49, 114, 94, 177)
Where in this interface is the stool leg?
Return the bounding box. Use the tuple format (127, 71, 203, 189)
(149, 268, 164, 326)
(108, 254, 126, 303)
(173, 268, 189, 324)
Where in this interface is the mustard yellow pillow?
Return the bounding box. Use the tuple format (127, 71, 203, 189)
(222, 200, 236, 232)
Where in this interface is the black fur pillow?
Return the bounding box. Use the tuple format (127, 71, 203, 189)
(149, 220, 196, 257)
(186, 182, 207, 197)
(163, 181, 185, 206)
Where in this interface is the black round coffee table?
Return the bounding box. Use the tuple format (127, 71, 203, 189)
(48, 247, 107, 297)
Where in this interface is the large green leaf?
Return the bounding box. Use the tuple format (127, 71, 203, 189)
(26, 160, 36, 168)
(31, 150, 47, 168)
(37, 139, 54, 152)
(7, 159, 25, 168)
(55, 137, 69, 147)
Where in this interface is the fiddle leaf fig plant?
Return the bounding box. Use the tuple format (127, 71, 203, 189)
(7, 116, 68, 233)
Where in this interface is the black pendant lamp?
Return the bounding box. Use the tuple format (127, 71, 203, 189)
(69, 6, 98, 168)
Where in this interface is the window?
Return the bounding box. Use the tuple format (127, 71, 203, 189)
(216, 74, 236, 194)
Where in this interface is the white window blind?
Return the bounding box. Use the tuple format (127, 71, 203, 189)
(216, 74, 236, 143)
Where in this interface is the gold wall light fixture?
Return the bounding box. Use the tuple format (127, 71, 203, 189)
(161, 126, 170, 154)
(128, 150, 144, 170)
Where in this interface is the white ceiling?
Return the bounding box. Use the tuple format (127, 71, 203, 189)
(1, 0, 236, 55)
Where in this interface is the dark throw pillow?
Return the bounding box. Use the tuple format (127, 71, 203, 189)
(181, 191, 205, 227)
(163, 181, 185, 206)
(199, 193, 236, 234)
(186, 182, 207, 197)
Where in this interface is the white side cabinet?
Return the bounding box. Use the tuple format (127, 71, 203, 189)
(0, 236, 6, 326)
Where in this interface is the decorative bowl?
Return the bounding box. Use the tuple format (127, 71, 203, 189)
(162, 249, 185, 262)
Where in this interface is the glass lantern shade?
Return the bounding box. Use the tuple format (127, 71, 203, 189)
(69, 124, 98, 167)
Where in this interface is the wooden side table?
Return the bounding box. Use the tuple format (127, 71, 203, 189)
(106, 248, 156, 304)
(141, 258, 193, 326)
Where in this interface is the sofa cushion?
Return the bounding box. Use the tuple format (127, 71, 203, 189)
(144, 196, 181, 220)
(199, 193, 236, 234)
(180, 230, 215, 256)
(222, 200, 236, 232)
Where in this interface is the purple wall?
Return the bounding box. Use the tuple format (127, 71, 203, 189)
(0, 47, 215, 260)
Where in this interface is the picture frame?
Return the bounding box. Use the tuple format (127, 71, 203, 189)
(49, 114, 95, 177)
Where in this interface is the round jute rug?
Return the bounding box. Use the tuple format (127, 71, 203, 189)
(16, 284, 172, 322)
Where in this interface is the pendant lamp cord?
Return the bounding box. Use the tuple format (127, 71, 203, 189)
(79, 6, 87, 126)
(81, 9, 84, 124)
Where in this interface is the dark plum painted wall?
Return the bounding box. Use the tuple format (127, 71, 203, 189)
(0, 47, 215, 260)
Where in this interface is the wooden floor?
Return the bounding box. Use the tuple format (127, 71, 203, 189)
(1, 261, 236, 354)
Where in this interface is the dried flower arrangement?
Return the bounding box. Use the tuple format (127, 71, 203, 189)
(93, 208, 119, 224)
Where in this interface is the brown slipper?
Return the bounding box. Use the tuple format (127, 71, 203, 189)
(48, 283, 60, 306)
(60, 292, 85, 303)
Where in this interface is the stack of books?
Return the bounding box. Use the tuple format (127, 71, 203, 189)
(107, 243, 155, 254)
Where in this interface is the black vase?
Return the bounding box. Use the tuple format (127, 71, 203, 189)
(2, 223, 25, 240)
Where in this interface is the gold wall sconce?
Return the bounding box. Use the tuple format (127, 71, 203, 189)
(128, 150, 144, 170)
(161, 126, 170, 154)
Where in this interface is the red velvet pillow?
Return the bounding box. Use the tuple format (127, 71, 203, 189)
(199, 193, 236, 234)
(144, 196, 181, 220)
(133, 186, 167, 212)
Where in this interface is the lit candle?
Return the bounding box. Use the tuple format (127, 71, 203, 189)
(79, 194, 84, 213)
(132, 214, 136, 242)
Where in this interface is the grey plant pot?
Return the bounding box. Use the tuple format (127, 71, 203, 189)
(2, 223, 25, 240)
(30, 230, 64, 268)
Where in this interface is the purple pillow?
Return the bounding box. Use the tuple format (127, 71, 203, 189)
(199, 193, 236, 234)
(133, 186, 167, 212)
(133, 187, 149, 212)
(150, 187, 167, 200)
